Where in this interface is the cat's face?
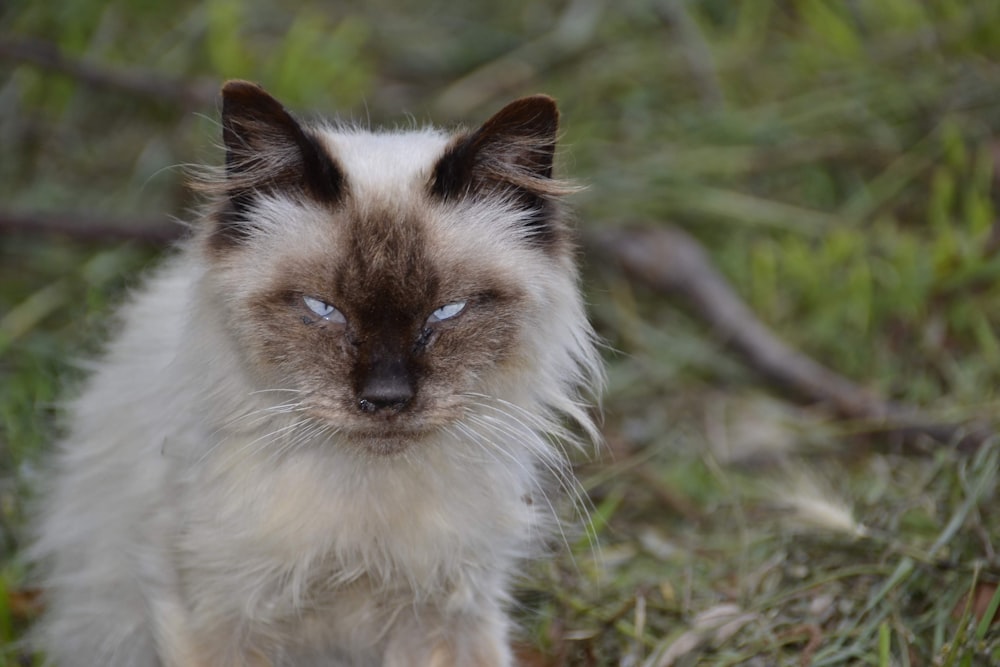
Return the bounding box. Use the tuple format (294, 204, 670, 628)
(202, 82, 581, 453)
(232, 193, 532, 450)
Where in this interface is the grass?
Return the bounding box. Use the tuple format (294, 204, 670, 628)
(2, 0, 1000, 664)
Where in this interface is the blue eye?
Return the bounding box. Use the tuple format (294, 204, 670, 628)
(427, 301, 466, 324)
(303, 296, 346, 324)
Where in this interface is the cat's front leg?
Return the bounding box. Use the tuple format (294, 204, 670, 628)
(149, 595, 275, 667)
(148, 596, 214, 667)
(383, 604, 513, 667)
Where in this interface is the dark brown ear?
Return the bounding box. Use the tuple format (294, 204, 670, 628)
(216, 80, 342, 245)
(431, 95, 561, 202)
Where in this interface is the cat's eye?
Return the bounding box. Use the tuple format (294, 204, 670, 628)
(427, 301, 466, 324)
(303, 296, 346, 324)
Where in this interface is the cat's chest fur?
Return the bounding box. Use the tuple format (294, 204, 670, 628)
(177, 430, 540, 586)
(166, 428, 541, 662)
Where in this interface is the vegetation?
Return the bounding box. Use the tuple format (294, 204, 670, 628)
(2, 0, 999, 664)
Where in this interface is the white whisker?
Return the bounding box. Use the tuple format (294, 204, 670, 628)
(459, 392, 603, 565)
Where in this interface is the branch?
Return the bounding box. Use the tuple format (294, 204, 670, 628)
(0, 37, 217, 110)
(0, 211, 185, 245)
(590, 225, 993, 451)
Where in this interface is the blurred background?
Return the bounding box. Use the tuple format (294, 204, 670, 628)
(2, 1, 1000, 664)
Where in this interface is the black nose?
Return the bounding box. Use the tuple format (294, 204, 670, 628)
(357, 359, 414, 414)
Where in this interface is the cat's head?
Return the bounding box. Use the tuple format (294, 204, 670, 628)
(198, 81, 597, 454)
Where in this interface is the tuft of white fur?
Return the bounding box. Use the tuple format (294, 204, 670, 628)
(30, 121, 602, 667)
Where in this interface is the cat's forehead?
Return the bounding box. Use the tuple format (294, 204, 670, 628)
(314, 127, 452, 200)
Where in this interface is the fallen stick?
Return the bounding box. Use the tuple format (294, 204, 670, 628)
(590, 224, 993, 451)
(0, 211, 184, 245)
(0, 37, 216, 110)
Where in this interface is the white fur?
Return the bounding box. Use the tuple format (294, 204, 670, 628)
(31, 123, 602, 667)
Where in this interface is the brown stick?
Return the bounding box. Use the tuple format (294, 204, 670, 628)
(590, 225, 993, 451)
(1, 211, 185, 245)
(0, 37, 217, 110)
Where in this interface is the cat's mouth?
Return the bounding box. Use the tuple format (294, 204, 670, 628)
(305, 405, 441, 451)
(300, 392, 470, 453)
(339, 419, 445, 456)
(346, 430, 427, 455)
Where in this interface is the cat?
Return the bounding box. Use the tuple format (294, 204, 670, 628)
(30, 80, 602, 667)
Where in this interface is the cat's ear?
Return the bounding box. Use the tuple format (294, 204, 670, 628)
(431, 95, 567, 206)
(215, 80, 342, 245)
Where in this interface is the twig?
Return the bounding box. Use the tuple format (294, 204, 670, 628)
(0, 211, 185, 245)
(0, 37, 217, 110)
(590, 224, 993, 451)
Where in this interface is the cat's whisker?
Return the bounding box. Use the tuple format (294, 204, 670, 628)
(259, 420, 316, 466)
(462, 409, 597, 544)
(452, 419, 579, 565)
(461, 395, 581, 459)
(212, 401, 310, 439)
(464, 414, 585, 509)
(461, 400, 572, 473)
(247, 388, 306, 396)
(198, 407, 306, 464)
(463, 392, 586, 446)
(202, 418, 312, 468)
(269, 419, 339, 465)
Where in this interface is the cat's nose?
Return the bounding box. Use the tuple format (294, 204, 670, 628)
(357, 361, 414, 414)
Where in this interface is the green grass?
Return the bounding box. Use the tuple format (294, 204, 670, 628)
(2, 0, 1000, 664)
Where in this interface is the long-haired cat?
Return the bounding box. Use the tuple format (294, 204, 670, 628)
(31, 81, 601, 667)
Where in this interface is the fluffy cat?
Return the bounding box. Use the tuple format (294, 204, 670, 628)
(31, 80, 601, 667)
